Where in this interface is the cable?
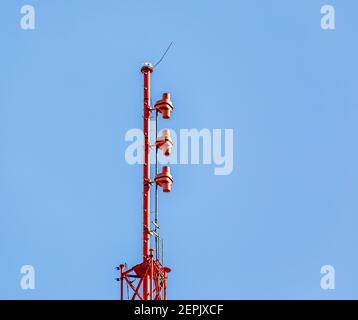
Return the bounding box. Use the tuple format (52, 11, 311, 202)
(154, 42, 173, 68)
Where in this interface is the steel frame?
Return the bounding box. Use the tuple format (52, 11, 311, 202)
(118, 63, 172, 300)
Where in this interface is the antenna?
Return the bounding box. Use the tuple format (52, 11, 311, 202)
(117, 62, 174, 300)
(154, 42, 173, 68)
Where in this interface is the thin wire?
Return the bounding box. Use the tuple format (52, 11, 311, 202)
(153, 42, 173, 68)
(161, 238, 164, 266)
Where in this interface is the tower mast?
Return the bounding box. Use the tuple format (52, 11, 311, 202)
(141, 63, 152, 300)
(117, 63, 174, 300)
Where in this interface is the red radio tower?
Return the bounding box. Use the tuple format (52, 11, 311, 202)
(117, 62, 174, 300)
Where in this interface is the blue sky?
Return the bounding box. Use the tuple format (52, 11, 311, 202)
(0, 0, 357, 299)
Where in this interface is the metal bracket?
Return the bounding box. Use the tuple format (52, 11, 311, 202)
(152, 221, 160, 229)
(149, 230, 160, 238)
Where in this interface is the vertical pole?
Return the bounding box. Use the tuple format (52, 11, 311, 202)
(155, 110, 159, 261)
(120, 264, 124, 300)
(163, 271, 167, 300)
(141, 63, 153, 300)
(150, 248, 154, 300)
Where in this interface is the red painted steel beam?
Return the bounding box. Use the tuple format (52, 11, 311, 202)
(141, 63, 153, 300)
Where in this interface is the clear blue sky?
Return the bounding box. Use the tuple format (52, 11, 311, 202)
(0, 0, 357, 299)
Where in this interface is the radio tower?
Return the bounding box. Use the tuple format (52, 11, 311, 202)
(117, 62, 174, 300)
